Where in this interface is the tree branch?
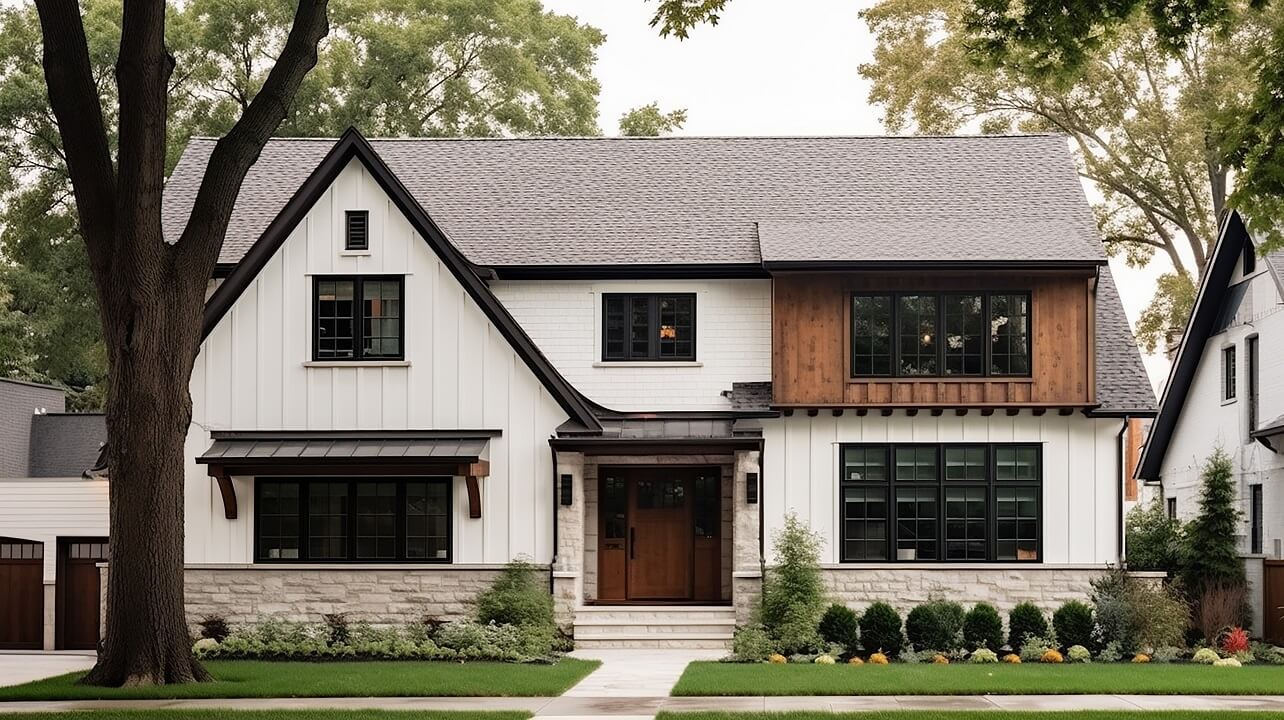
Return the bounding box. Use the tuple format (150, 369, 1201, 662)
(175, 0, 330, 281)
(34, 0, 116, 277)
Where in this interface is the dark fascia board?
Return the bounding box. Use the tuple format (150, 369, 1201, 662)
(488, 263, 770, 280)
(1085, 408, 1159, 418)
(1136, 211, 1249, 481)
(210, 429, 502, 440)
(199, 128, 602, 432)
(762, 259, 1106, 272)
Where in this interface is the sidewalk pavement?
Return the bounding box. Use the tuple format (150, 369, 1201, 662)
(2, 694, 1284, 716)
(0, 651, 96, 689)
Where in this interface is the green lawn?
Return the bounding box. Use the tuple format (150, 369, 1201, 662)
(0, 713, 527, 720)
(670, 661, 1284, 696)
(657, 708, 1284, 713)
(0, 659, 598, 700)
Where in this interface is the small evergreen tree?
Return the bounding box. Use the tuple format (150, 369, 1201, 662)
(1180, 449, 1245, 599)
(759, 513, 826, 654)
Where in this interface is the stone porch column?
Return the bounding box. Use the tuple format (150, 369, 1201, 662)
(732, 448, 762, 626)
(552, 451, 585, 629)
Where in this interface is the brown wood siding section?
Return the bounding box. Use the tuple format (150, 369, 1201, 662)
(772, 271, 1094, 407)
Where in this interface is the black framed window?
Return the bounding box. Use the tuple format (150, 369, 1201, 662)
(313, 275, 404, 361)
(255, 478, 451, 563)
(840, 443, 1041, 563)
(602, 293, 695, 361)
(1223, 345, 1237, 401)
(345, 210, 369, 251)
(1248, 336, 1259, 431)
(1251, 484, 1264, 555)
(850, 291, 1031, 378)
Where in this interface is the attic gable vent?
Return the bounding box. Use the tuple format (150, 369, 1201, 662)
(345, 210, 369, 251)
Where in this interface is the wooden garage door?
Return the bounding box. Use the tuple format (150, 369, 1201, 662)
(0, 538, 44, 650)
(58, 539, 108, 650)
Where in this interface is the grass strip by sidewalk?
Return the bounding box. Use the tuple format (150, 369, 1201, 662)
(0, 659, 598, 701)
(657, 708, 1284, 713)
(0, 712, 529, 720)
(670, 661, 1284, 696)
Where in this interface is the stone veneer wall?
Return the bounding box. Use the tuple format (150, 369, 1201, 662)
(183, 567, 509, 629)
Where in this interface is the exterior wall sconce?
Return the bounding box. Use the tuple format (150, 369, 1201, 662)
(559, 473, 574, 506)
(746, 472, 759, 504)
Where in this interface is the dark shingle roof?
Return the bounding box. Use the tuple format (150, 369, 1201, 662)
(27, 413, 106, 477)
(1094, 267, 1155, 413)
(164, 134, 1103, 267)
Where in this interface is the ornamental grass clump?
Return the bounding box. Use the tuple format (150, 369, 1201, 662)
(906, 599, 964, 652)
(963, 602, 1004, 651)
(1007, 602, 1049, 653)
(859, 602, 904, 656)
(758, 514, 826, 655)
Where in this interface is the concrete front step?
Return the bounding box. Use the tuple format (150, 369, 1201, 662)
(573, 605, 735, 650)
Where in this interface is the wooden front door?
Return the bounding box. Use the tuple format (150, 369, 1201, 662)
(0, 538, 44, 650)
(1265, 560, 1284, 645)
(597, 467, 720, 603)
(58, 538, 108, 650)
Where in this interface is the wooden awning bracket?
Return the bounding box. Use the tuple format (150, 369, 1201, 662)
(460, 460, 489, 519)
(207, 464, 238, 520)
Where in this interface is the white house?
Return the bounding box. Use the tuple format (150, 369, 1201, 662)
(160, 130, 1155, 647)
(1136, 211, 1284, 642)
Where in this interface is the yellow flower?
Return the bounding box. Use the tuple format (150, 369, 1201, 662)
(848, 656, 865, 665)
(932, 654, 949, 664)
(1041, 649, 1064, 664)
(1002, 654, 1022, 664)
(870, 652, 890, 665)
(768, 653, 787, 664)
(1132, 653, 1151, 664)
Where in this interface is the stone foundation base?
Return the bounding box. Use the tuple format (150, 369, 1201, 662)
(183, 566, 511, 629)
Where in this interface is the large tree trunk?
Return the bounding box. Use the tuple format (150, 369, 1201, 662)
(81, 260, 209, 687)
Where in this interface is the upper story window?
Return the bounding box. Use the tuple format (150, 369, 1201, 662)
(345, 210, 369, 251)
(851, 291, 1030, 378)
(1222, 345, 1237, 401)
(314, 276, 403, 361)
(256, 478, 450, 563)
(840, 443, 1041, 563)
(602, 293, 695, 361)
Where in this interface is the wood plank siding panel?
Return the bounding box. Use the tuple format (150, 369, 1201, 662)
(772, 271, 1095, 407)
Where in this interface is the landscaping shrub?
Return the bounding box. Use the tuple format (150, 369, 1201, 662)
(1152, 646, 1183, 664)
(197, 615, 231, 642)
(1221, 626, 1250, 655)
(1007, 602, 1048, 652)
(1191, 647, 1220, 664)
(1195, 583, 1247, 644)
(1052, 600, 1095, 651)
(859, 602, 904, 656)
(1091, 566, 1188, 653)
(1018, 632, 1057, 663)
(730, 624, 773, 662)
(477, 559, 555, 629)
(1066, 644, 1091, 663)
(758, 514, 826, 654)
(323, 612, 350, 646)
(1125, 495, 1185, 574)
(818, 603, 861, 653)
(969, 648, 998, 663)
(905, 599, 964, 652)
(1181, 449, 1248, 631)
(963, 602, 1004, 651)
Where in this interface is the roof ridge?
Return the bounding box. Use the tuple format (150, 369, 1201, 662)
(185, 133, 1068, 142)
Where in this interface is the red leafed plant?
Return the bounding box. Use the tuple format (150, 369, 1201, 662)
(1221, 626, 1250, 655)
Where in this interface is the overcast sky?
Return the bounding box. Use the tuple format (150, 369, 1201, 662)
(544, 0, 1173, 390)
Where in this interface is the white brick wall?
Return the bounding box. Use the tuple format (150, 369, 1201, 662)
(491, 279, 771, 411)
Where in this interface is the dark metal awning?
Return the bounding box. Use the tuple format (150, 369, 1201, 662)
(197, 431, 498, 520)
(552, 415, 764, 455)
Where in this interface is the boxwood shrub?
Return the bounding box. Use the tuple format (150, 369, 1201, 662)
(818, 603, 861, 653)
(859, 602, 904, 656)
(905, 599, 964, 652)
(1052, 600, 1095, 651)
(963, 602, 1004, 651)
(1008, 602, 1050, 653)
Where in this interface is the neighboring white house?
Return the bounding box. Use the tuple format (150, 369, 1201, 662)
(1137, 211, 1284, 642)
(161, 130, 1155, 648)
(0, 378, 108, 650)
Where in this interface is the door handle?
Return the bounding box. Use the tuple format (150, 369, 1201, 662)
(630, 527, 636, 560)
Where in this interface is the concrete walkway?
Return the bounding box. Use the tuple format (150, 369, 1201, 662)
(3, 694, 1284, 716)
(0, 651, 95, 688)
(564, 649, 724, 697)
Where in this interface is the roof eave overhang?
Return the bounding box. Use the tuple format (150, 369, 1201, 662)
(488, 263, 770, 280)
(761, 259, 1107, 272)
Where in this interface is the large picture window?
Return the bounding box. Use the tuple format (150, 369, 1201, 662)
(602, 293, 695, 361)
(255, 479, 450, 563)
(839, 443, 1041, 563)
(850, 291, 1031, 378)
(313, 276, 404, 361)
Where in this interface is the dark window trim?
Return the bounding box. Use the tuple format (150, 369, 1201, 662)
(1223, 345, 1237, 401)
(312, 275, 406, 362)
(600, 292, 697, 362)
(838, 442, 1042, 564)
(345, 210, 370, 251)
(849, 291, 1032, 379)
(253, 477, 452, 564)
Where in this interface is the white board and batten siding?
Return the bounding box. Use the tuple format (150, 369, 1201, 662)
(1155, 259, 1284, 557)
(762, 414, 1126, 565)
(186, 158, 568, 566)
(491, 279, 771, 411)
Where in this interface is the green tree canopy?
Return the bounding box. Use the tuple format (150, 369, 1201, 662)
(859, 0, 1271, 352)
(618, 102, 688, 136)
(0, 0, 604, 407)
